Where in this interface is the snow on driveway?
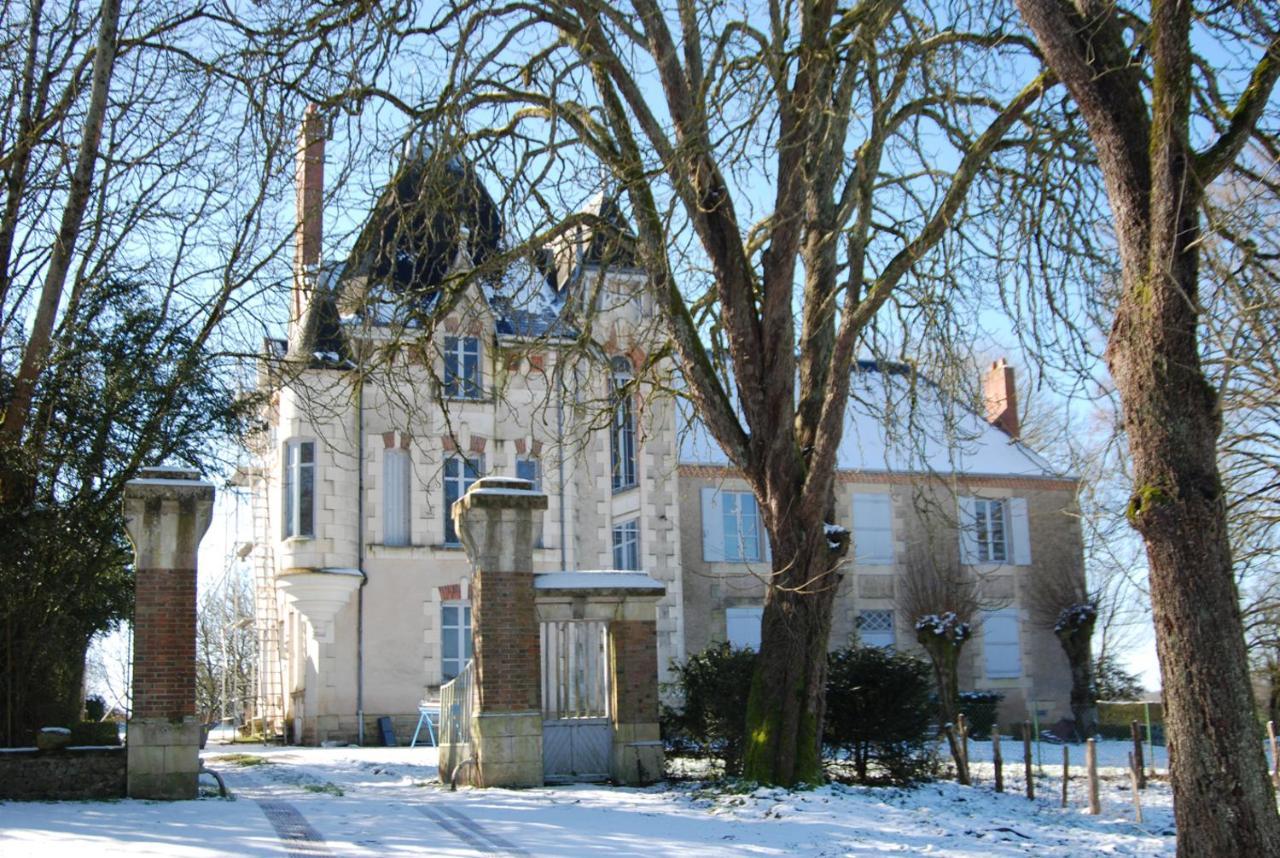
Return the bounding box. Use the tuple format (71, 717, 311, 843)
(0, 741, 1177, 856)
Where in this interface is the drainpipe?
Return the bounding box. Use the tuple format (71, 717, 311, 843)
(557, 375, 567, 569)
(355, 349, 367, 745)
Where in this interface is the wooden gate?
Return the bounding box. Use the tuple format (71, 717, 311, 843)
(541, 620, 611, 782)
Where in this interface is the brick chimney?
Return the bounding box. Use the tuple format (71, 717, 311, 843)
(292, 104, 325, 330)
(983, 357, 1019, 439)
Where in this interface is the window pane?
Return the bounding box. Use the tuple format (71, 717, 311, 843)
(299, 461, 314, 537)
(300, 441, 314, 464)
(442, 628, 459, 660)
(442, 605, 457, 627)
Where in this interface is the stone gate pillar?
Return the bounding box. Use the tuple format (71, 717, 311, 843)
(123, 466, 214, 800)
(453, 476, 546, 787)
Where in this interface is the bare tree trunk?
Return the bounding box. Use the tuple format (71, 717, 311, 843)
(0, 0, 120, 474)
(1015, 1, 1280, 853)
(744, 536, 838, 785)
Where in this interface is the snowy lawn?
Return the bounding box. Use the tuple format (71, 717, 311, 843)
(0, 739, 1184, 856)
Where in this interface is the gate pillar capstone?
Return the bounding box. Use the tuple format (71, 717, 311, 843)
(122, 466, 214, 800)
(453, 476, 546, 787)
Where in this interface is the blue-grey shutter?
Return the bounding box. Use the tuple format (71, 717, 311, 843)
(701, 487, 725, 562)
(958, 496, 979, 565)
(853, 492, 894, 565)
(1010, 497, 1031, 565)
(384, 447, 410, 546)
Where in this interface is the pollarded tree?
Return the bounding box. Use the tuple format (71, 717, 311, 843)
(1013, 1, 1280, 853)
(427, 0, 1056, 785)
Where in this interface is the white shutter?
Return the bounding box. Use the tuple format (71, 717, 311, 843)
(983, 609, 1022, 678)
(701, 487, 725, 562)
(1010, 497, 1031, 566)
(726, 606, 764, 651)
(958, 496, 979, 565)
(853, 493, 894, 565)
(383, 448, 410, 546)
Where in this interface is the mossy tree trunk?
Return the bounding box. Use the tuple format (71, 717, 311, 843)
(1016, 1, 1280, 853)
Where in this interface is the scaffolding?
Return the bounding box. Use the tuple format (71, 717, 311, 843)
(235, 465, 286, 741)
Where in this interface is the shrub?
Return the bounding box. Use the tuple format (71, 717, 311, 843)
(662, 642, 756, 775)
(824, 646, 936, 784)
(84, 696, 107, 722)
(68, 720, 121, 746)
(958, 691, 1003, 739)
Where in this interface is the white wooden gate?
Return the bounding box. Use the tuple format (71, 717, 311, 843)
(541, 620, 611, 782)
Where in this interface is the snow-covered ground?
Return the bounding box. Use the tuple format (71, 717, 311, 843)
(0, 739, 1184, 856)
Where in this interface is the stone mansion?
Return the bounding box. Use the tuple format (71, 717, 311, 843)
(244, 110, 1087, 745)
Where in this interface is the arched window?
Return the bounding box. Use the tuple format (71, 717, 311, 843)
(610, 356, 637, 492)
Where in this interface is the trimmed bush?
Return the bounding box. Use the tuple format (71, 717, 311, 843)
(68, 720, 121, 746)
(662, 642, 756, 775)
(824, 646, 936, 784)
(958, 691, 1003, 739)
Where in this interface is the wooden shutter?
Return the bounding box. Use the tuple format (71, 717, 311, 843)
(383, 448, 410, 546)
(983, 609, 1022, 678)
(853, 492, 894, 565)
(958, 496, 979, 565)
(725, 606, 764, 651)
(1010, 497, 1031, 566)
(701, 487, 725, 562)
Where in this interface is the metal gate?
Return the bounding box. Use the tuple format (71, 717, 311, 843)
(541, 620, 611, 782)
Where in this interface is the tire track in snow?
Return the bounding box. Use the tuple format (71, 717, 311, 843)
(417, 804, 531, 856)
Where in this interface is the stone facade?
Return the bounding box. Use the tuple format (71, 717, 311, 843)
(678, 467, 1084, 727)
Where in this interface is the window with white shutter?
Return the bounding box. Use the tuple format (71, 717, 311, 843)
(853, 493, 894, 565)
(983, 608, 1022, 678)
(959, 496, 1031, 566)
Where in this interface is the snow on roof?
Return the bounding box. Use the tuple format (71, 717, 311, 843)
(679, 362, 1065, 480)
(534, 571, 665, 592)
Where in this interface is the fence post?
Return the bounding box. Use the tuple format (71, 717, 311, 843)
(1022, 720, 1034, 800)
(1130, 719, 1146, 789)
(1061, 745, 1069, 807)
(957, 713, 970, 781)
(993, 727, 1004, 793)
(945, 723, 969, 786)
(1086, 737, 1100, 815)
(1128, 751, 1144, 823)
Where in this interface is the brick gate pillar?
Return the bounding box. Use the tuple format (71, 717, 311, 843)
(123, 466, 214, 800)
(608, 601, 665, 784)
(453, 476, 546, 787)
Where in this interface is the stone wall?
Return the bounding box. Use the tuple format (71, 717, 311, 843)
(0, 747, 126, 800)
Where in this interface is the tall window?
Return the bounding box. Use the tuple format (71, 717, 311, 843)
(383, 447, 411, 546)
(974, 498, 1008, 563)
(282, 439, 315, 538)
(610, 356, 637, 491)
(721, 491, 761, 562)
(443, 336, 482, 399)
(442, 454, 483, 545)
(441, 601, 472, 681)
(612, 518, 640, 570)
(852, 493, 894, 565)
(983, 608, 1021, 678)
(515, 456, 540, 490)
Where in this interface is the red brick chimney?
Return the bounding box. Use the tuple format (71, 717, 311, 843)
(293, 105, 325, 324)
(983, 357, 1019, 438)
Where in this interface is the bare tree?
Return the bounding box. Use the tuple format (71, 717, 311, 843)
(424, 0, 1057, 785)
(0, 0, 405, 745)
(1013, 1, 1280, 852)
(196, 573, 257, 730)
